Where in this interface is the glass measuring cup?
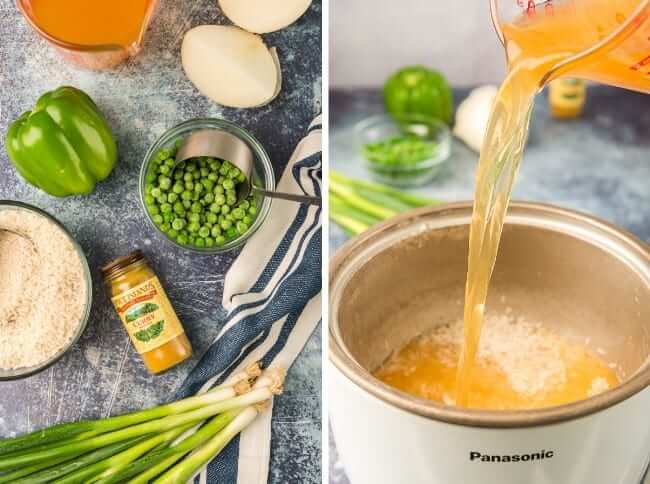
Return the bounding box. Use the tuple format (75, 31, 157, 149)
(16, 0, 159, 70)
(490, 0, 650, 93)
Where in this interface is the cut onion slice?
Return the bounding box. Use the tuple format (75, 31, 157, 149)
(219, 0, 312, 34)
(181, 25, 281, 108)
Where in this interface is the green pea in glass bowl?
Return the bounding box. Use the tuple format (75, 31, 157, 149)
(0, 200, 93, 380)
(355, 114, 451, 188)
(139, 119, 274, 254)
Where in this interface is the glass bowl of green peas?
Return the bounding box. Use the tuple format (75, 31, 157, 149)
(139, 118, 274, 253)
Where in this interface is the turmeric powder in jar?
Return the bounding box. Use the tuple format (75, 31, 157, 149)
(102, 250, 192, 374)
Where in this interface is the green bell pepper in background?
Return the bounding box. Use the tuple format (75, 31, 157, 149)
(383, 66, 454, 125)
(6, 86, 117, 197)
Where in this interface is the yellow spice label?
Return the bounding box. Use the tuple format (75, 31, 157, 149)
(111, 276, 184, 354)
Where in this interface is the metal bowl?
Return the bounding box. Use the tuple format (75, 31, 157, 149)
(139, 118, 275, 255)
(0, 201, 92, 380)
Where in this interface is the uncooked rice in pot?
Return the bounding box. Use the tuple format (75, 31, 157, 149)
(425, 313, 568, 395)
(0, 208, 87, 369)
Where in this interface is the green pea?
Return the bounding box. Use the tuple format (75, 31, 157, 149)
(159, 165, 170, 175)
(160, 177, 172, 190)
(168, 228, 178, 238)
(202, 179, 214, 191)
(237, 173, 246, 183)
(226, 227, 238, 239)
(194, 183, 203, 194)
(161, 203, 172, 214)
(163, 213, 173, 223)
(146, 173, 157, 183)
(168, 192, 179, 203)
(205, 237, 215, 248)
(185, 180, 194, 190)
(208, 173, 218, 182)
(151, 187, 162, 198)
(181, 191, 192, 201)
(165, 158, 175, 167)
(177, 234, 188, 245)
(220, 219, 232, 230)
(215, 194, 226, 205)
(243, 215, 253, 225)
(188, 222, 200, 233)
(173, 202, 185, 214)
(232, 208, 245, 219)
(198, 226, 210, 238)
(238, 200, 250, 210)
(249, 206, 257, 216)
(145, 194, 156, 205)
(172, 218, 185, 230)
(209, 203, 221, 213)
(173, 183, 184, 194)
(211, 225, 222, 237)
(174, 170, 184, 180)
(221, 205, 230, 215)
(228, 167, 240, 179)
(236, 221, 248, 235)
(182, 200, 192, 209)
(215, 235, 226, 246)
(188, 213, 200, 223)
(191, 202, 202, 213)
(195, 238, 206, 248)
(145, 184, 154, 194)
(148, 205, 160, 216)
(214, 185, 224, 195)
(223, 179, 235, 190)
(206, 212, 218, 224)
(219, 164, 230, 175)
(153, 214, 164, 225)
(203, 193, 214, 204)
(200, 167, 209, 177)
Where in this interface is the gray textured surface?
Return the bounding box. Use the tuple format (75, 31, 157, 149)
(0, 1, 322, 482)
(329, 87, 650, 483)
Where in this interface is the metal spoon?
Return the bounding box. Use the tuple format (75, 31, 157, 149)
(174, 129, 321, 206)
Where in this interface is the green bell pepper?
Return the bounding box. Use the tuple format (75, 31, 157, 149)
(6, 86, 117, 197)
(383, 66, 454, 125)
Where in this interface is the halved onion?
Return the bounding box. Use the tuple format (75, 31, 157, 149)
(181, 25, 281, 108)
(219, 0, 312, 34)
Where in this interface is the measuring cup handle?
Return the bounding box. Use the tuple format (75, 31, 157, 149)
(253, 188, 321, 206)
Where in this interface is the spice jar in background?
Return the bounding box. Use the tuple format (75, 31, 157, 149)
(102, 250, 192, 374)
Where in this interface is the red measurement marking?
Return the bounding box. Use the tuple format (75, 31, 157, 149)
(630, 54, 650, 71)
(517, 0, 524, 6)
(526, 0, 536, 17)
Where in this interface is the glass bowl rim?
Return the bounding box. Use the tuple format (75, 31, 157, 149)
(139, 118, 275, 254)
(0, 200, 93, 380)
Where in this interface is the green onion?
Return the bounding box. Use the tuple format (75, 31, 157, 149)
(0, 388, 273, 471)
(329, 170, 440, 236)
(0, 384, 242, 458)
(96, 410, 242, 484)
(153, 407, 261, 484)
(9, 437, 148, 484)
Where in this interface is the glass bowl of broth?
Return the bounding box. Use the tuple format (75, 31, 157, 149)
(16, 0, 159, 69)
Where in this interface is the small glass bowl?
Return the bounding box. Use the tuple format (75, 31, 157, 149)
(355, 114, 451, 187)
(0, 200, 93, 380)
(139, 118, 274, 254)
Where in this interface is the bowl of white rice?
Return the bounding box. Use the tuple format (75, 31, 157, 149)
(0, 200, 92, 380)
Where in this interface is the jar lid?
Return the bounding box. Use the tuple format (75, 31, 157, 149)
(101, 250, 146, 279)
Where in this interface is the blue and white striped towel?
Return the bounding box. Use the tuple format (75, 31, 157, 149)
(175, 116, 322, 484)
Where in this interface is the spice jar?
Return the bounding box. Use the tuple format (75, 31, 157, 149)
(102, 250, 192, 374)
